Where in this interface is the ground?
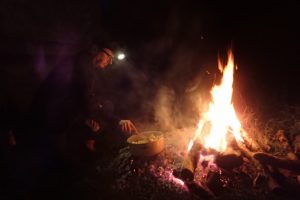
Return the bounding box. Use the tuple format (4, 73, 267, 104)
(1, 105, 300, 200)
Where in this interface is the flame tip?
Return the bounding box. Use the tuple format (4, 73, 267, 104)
(193, 51, 244, 152)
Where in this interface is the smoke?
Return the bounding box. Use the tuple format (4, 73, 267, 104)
(120, 3, 219, 135)
(153, 86, 176, 131)
(129, 44, 214, 132)
(26, 0, 218, 137)
(151, 73, 212, 133)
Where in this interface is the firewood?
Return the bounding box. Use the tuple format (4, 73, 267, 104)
(206, 171, 224, 196)
(252, 162, 284, 196)
(173, 153, 195, 182)
(215, 153, 243, 170)
(173, 154, 197, 182)
(239, 129, 261, 151)
(253, 173, 267, 187)
(235, 142, 265, 174)
(266, 165, 300, 198)
(254, 152, 300, 173)
(186, 182, 212, 199)
(173, 142, 201, 182)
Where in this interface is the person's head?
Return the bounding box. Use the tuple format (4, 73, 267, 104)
(92, 48, 114, 69)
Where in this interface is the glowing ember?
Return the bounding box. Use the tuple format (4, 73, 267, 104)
(193, 50, 244, 152)
(172, 176, 185, 186)
(199, 153, 216, 163)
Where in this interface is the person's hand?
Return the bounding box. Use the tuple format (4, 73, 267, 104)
(85, 119, 101, 132)
(119, 120, 137, 134)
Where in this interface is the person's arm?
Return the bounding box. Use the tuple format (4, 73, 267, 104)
(84, 119, 101, 152)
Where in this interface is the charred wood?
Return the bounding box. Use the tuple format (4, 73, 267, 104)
(173, 153, 195, 182)
(206, 171, 224, 196)
(253, 173, 267, 187)
(235, 142, 265, 177)
(173, 142, 201, 182)
(186, 182, 212, 199)
(254, 152, 300, 173)
(215, 153, 243, 170)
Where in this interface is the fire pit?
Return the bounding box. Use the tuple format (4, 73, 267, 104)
(96, 50, 300, 200)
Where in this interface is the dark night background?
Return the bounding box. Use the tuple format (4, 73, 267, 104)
(1, 0, 300, 199)
(1, 0, 300, 115)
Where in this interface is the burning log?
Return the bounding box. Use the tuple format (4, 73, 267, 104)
(254, 152, 300, 173)
(173, 153, 196, 182)
(173, 142, 201, 182)
(215, 153, 243, 170)
(231, 141, 269, 188)
(240, 131, 262, 152)
(215, 148, 243, 170)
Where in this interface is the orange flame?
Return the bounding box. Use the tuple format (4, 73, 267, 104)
(193, 50, 244, 152)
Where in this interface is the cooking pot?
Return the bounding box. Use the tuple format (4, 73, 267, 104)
(127, 131, 165, 157)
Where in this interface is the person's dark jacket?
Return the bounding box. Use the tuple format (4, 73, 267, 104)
(26, 50, 120, 150)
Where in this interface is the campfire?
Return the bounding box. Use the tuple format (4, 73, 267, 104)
(107, 50, 300, 200)
(176, 51, 249, 176)
(171, 51, 300, 197)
